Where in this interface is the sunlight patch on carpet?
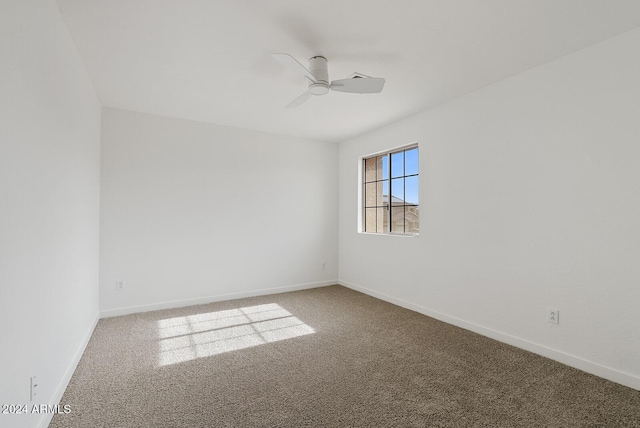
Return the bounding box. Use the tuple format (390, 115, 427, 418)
(156, 303, 314, 366)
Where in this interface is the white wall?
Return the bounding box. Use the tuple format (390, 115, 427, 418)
(0, 1, 101, 427)
(339, 28, 640, 390)
(100, 108, 338, 315)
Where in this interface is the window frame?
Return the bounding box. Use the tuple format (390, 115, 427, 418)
(360, 143, 419, 237)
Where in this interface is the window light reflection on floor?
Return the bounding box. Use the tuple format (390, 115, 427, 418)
(156, 303, 314, 366)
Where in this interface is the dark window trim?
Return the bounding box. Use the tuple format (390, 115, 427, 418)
(361, 144, 419, 236)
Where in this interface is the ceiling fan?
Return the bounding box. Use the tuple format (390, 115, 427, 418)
(272, 53, 385, 108)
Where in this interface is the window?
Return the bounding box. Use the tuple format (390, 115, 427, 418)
(362, 145, 419, 235)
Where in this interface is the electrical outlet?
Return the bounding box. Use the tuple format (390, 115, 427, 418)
(547, 308, 559, 324)
(30, 376, 37, 401)
(115, 280, 125, 291)
(321, 262, 326, 270)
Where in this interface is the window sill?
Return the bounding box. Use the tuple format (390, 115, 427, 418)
(359, 232, 419, 238)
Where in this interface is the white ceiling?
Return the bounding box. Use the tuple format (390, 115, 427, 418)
(57, 0, 640, 142)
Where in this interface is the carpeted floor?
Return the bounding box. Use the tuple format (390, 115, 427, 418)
(51, 285, 640, 427)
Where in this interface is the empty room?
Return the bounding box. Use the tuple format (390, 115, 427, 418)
(2, 0, 640, 427)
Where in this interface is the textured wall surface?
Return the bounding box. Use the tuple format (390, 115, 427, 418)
(0, 1, 101, 427)
(100, 108, 339, 315)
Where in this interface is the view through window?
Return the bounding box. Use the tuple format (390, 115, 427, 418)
(363, 145, 419, 234)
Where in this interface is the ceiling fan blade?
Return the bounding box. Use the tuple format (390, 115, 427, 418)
(285, 91, 312, 108)
(330, 77, 385, 94)
(272, 53, 316, 84)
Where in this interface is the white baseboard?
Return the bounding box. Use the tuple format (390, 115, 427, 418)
(339, 280, 640, 391)
(100, 280, 337, 318)
(39, 311, 100, 428)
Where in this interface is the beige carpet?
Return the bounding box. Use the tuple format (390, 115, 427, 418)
(51, 285, 640, 427)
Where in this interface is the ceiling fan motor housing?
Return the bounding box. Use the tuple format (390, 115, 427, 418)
(308, 56, 329, 95)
